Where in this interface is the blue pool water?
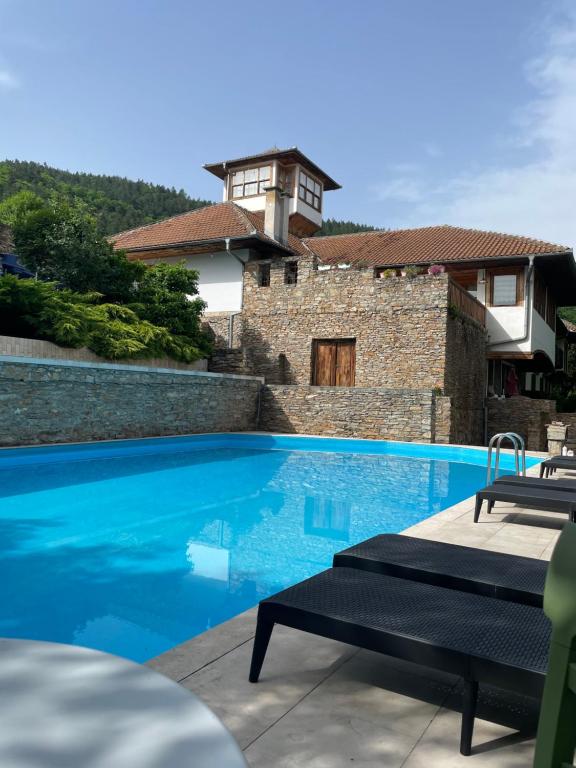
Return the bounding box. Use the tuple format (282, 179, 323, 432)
(0, 434, 540, 662)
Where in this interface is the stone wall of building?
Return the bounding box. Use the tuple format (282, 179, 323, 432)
(0, 335, 207, 372)
(0, 358, 262, 447)
(259, 385, 450, 443)
(240, 263, 450, 388)
(487, 396, 556, 451)
(202, 312, 232, 350)
(443, 314, 487, 445)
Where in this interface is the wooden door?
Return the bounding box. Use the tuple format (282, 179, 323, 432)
(312, 339, 356, 386)
(335, 340, 356, 386)
(313, 341, 337, 386)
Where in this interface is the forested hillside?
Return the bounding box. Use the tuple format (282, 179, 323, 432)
(0, 160, 212, 235)
(0, 159, 377, 237)
(316, 218, 377, 236)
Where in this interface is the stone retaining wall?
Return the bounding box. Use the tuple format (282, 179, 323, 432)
(0, 358, 261, 447)
(258, 385, 451, 443)
(487, 396, 556, 451)
(208, 348, 251, 376)
(0, 335, 207, 372)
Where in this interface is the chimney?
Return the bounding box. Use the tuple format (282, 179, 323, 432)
(264, 185, 289, 246)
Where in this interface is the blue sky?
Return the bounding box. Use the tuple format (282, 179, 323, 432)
(1, 0, 575, 245)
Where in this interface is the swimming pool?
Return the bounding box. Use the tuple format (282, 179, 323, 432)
(0, 433, 540, 662)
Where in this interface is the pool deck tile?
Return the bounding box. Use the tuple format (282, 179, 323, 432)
(149, 457, 564, 767)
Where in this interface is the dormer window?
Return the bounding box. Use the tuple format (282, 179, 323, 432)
(298, 171, 322, 211)
(231, 166, 271, 198)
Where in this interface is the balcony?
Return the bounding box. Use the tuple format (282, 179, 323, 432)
(448, 279, 486, 327)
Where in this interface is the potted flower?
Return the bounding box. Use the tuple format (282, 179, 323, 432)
(377, 268, 397, 279)
(402, 266, 421, 278)
(427, 264, 445, 275)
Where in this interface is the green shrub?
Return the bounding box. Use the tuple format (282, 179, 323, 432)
(0, 275, 207, 362)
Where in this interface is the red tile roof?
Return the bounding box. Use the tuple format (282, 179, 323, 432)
(111, 201, 310, 256)
(111, 207, 570, 268)
(303, 225, 570, 267)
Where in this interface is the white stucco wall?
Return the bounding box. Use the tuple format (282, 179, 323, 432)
(147, 250, 245, 312)
(486, 305, 526, 347)
(486, 304, 555, 362)
(530, 309, 556, 361)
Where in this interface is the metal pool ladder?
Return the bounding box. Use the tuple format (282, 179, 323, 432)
(486, 432, 526, 484)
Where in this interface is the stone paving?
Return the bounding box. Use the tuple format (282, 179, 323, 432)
(148, 460, 567, 767)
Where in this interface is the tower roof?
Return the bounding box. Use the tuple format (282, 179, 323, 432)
(203, 147, 341, 191)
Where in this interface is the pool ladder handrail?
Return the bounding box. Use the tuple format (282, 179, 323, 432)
(486, 432, 526, 484)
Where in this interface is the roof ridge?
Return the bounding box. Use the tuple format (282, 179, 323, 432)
(438, 224, 570, 250)
(304, 224, 449, 242)
(110, 201, 221, 240)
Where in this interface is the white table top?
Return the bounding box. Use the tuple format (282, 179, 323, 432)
(0, 638, 248, 767)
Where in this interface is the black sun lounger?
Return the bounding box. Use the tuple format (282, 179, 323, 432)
(539, 456, 576, 478)
(333, 534, 547, 606)
(494, 474, 576, 494)
(249, 568, 550, 756)
(474, 483, 576, 523)
(494, 474, 576, 492)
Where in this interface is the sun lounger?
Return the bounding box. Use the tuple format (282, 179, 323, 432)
(539, 455, 576, 478)
(474, 483, 576, 523)
(494, 474, 576, 492)
(333, 534, 547, 606)
(249, 568, 550, 756)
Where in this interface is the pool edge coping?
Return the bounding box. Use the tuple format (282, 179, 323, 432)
(0, 429, 546, 459)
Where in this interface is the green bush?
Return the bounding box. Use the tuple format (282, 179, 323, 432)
(0, 192, 212, 361)
(0, 275, 207, 362)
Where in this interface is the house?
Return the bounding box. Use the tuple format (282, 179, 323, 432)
(111, 148, 576, 446)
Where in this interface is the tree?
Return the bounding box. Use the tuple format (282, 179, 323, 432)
(0, 193, 212, 362)
(131, 262, 210, 358)
(0, 189, 44, 227)
(0, 193, 145, 300)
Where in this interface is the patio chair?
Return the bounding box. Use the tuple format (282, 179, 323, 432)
(539, 456, 576, 478)
(474, 483, 576, 523)
(533, 521, 576, 768)
(333, 533, 547, 606)
(249, 567, 550, 756)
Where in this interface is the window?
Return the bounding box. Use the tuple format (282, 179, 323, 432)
(298, 171, 321, 210)
(284, 261, 298, 285)
(231, 166, 271, 198)
(258, 263, 270, 287)
(490, 272, 520, 306)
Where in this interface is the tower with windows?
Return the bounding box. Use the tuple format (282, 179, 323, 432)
(204, 147, 340, 239)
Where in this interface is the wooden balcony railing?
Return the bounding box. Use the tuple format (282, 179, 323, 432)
(448, 279, 486, 326)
